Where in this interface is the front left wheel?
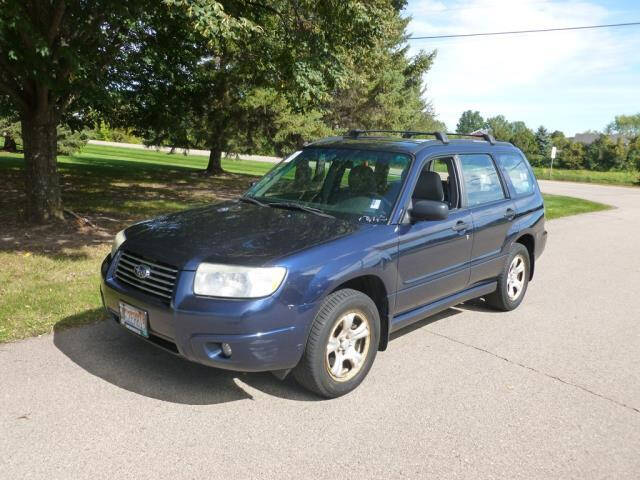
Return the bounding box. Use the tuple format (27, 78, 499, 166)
(293, 288, 380, 398)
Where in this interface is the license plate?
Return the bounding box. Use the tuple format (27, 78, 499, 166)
(119, 301, 149, 338)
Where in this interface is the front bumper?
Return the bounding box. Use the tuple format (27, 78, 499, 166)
(100, 255, 315, 372)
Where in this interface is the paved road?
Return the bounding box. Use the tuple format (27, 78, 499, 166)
(88, 140, 282, 163)
(2, 180, 639, 479)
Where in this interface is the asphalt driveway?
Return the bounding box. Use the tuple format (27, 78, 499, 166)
(2, 180, 639, 479)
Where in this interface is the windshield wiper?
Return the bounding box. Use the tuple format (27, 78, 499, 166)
(239, 195, 268, 207)
(268, 202, 335, 219)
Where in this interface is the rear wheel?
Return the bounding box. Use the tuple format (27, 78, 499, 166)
(293, 289, 380, 398)
(485, 243, 530, 311)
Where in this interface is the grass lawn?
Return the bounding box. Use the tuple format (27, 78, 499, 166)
(533, 166, 638, 186)
(0, 145, 613, 342)
(543, 194, 611, 220)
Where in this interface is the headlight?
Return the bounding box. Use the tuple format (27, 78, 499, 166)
(194, 263, 286, 298)
(111, 229, 126, 257)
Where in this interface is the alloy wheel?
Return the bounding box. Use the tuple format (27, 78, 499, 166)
(325, 310, 371, 382)
(507, 254, 526, 301)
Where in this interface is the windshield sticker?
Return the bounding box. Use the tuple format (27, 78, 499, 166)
(370, 199, 381, 209)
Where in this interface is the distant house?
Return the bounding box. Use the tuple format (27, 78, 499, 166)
(571, 132, 627, 145)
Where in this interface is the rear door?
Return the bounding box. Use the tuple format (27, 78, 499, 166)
(457, 153, 515, 285)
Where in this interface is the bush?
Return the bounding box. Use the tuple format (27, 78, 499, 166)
(57, 127, 89, 155)
(91, 121, 141, 144)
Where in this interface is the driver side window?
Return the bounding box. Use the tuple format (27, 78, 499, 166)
(410, 157, 458, 209)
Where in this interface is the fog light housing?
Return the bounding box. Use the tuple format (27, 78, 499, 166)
(221, 343, 232, 357)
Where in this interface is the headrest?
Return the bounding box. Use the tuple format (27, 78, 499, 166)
(348, 164, 376, 196)
(413, 170, 444, 202)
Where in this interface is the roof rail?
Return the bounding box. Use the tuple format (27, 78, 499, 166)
(345, 129, 450, 144)
(446, 132, 496, 145)
(345, 129, 498, 145)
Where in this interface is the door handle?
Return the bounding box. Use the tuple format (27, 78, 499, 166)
(452, 221, 469, 232)
(505, 208, 516, 220)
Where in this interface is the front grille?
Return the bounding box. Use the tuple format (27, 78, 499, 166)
(115, 251, 178, 301)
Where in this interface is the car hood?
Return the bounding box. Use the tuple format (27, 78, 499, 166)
(122, 200, 362, 270)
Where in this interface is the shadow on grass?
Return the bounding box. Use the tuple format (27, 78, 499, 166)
(53, 312, 320, 404)
(0, 152, 259, 259)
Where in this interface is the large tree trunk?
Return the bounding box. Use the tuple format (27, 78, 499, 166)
(21, 110, 63, 223)
(205, 146, 225, 175)
(2, 134, 17, 152)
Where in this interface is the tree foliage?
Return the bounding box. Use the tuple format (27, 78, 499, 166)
(119, 1, 440, 170)
(0, 102, 20, 151)
(484, 115, 514, 142)
(456, 110, 484, 134)
(534, 126, 551, 165)
(606, 114, 640, 137)
(2, 0, 428, 221)
(324, 14, 442, 133)
(0, 0, 174, 221)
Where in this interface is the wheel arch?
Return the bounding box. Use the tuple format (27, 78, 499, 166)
(514, 233, 535, 279)
(330, 274, 390, 351)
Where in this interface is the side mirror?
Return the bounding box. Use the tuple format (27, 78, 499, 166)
(409, 200, 449, 222)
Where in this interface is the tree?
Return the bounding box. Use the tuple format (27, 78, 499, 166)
(456, 110, 484, 134)
(120, 1, 401, 175)
(627, 136, 640, 172)
(561, 142, 586, 170)
(0, 113, 87, 155)
(0, 1, 170, 221)
(0, 1, 263, 222)
(0, 104, 20, 151)
(585, 134, 629, 171)
(533, 126, 551, 166)
(606, 113, 640, 137)
(510, 121, 537, 162)
(322, 12, 443, 135)
(484, 115, 513, 142)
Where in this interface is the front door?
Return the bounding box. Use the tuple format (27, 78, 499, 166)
(395, 156, 473, 315)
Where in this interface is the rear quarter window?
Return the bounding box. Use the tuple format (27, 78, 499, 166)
(496, 152, 535, 196)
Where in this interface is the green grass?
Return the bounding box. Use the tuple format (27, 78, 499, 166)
(542, 193, 612, 220)
(533, 167, 638, 186)
(0, 247, 107, 342)
(0, 144, 614, 342)
(0, 145, 274, 228)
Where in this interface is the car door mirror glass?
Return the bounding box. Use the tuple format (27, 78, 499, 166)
(410, 200, 449, 222)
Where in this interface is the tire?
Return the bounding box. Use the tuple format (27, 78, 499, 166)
(293, 288, 380, 398)
(485, 243, 530, 311)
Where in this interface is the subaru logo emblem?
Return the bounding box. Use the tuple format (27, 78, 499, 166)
(134, 264, 151, 279)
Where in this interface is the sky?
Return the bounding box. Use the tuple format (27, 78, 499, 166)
(403, 0, 640, 135)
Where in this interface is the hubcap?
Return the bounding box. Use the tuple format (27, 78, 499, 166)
(325, 310, 371, 382)
(507, 254, 526, 301)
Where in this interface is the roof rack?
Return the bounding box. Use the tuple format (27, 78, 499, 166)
(445, 132, 496, 145)
(345, 129, 497, 145)
(346, 129, 450, 144)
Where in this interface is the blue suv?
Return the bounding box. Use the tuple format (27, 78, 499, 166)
(100, 130, 547, 398)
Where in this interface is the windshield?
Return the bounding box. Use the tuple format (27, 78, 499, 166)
(245, 147, 412, 223)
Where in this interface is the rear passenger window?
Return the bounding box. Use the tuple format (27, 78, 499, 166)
(497, 153, 535, 196)
(459, 154, 505, 207)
